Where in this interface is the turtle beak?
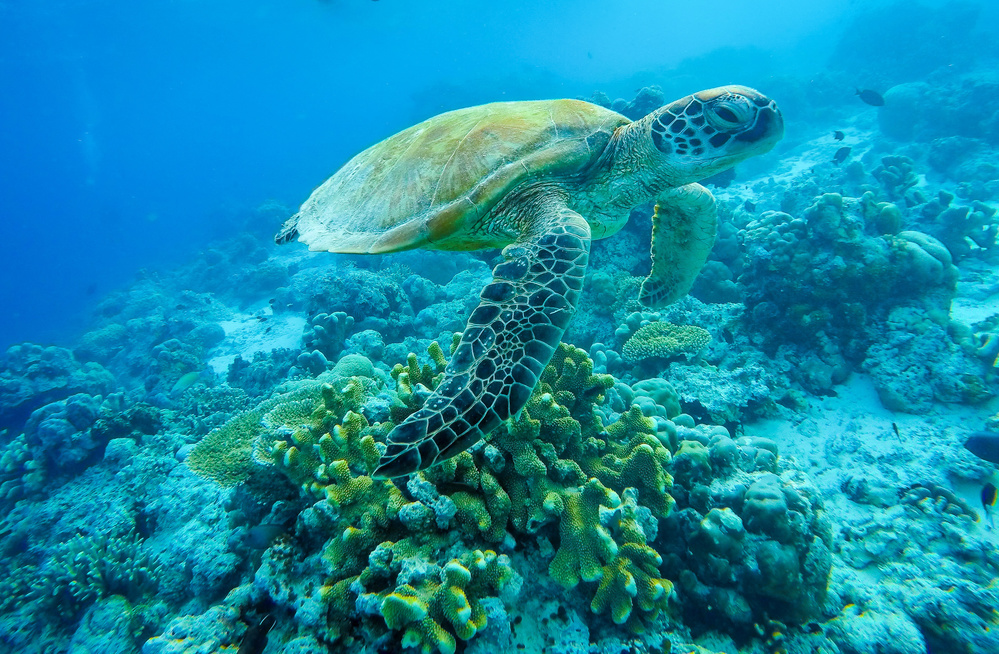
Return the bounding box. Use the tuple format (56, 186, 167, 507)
(736, 103, 783, 151)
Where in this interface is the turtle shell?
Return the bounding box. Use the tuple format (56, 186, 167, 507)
(291, 100, 630, 254)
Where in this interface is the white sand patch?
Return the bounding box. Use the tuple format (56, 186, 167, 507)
(208, 303, 306, 375)
(953, 261, 999, 325)
(952, 295, 999, 326)
(745, 373, 999, 542)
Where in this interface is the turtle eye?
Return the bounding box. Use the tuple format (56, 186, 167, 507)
(706, 96, 752, 131)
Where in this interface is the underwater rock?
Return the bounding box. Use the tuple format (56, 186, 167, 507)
(0, 343, 114, 432)
(739, 192, 965, 399)
(660, 432, 832, 636)
(23, 393, 103, 469)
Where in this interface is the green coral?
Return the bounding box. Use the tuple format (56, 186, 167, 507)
(31, 531, 163, 613)
(592, 543, 671, 626)
(547, 478, 621, 586)
(255, 379, 381, 498)
(622, 321, 711, 362)
(187, 375, 382, 492)
(186, 381, 325, 487)
(193, 340, 682, 645)
(424, 343, 676, 629)
(390, 340, 451, 420)
(376, 550, 515, 654)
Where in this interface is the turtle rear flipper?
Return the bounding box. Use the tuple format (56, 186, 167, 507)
(373, 192, 591, 478)
(274, 213, 301, 245)
(639, 183, 717, 308)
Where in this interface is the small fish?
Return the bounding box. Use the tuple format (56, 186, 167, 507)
(246, 524, 285, 550)
(744, 200, 756, 212)
(982, 483, 997, 528)
(856, 89, 885, 106)
(965, 431, 999, 464)
(833, 130, 845, 141)
(833, 146, 852, 165)
(703, 167, 736, 188)
(238, 614, 276, 654)
(170, 371, 202, 397)
(892, 422, 901, 440)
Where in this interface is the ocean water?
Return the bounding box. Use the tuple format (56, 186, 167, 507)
(2, 1, 999, 652)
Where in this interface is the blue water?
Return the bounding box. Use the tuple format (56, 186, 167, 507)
(4, 2, 999, 653)
(0, 0, 878, 349)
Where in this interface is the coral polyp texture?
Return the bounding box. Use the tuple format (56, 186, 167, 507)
(622, 321, 712, 362)
(8, 32, 999, 654)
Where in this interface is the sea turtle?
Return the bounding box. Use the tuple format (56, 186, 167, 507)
(276, 85, 783, 478)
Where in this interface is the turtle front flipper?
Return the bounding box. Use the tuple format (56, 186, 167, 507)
(372, 193, 591, 478)
(639, 182, 718, 309)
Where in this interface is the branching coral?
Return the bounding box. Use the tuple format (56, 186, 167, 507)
(303, 311, 355, 360)
(195, 342, 684, 645)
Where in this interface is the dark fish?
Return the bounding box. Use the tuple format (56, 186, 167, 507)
(703, 167, 736, 188)
(833, 146, 852, 165)
(744, 200, 756, 212)
(856, 89, 885, 106)
(238, 614, 276, 654)
(833, 130, 845, 141)
(965, 431, 999, 464)
(85, 283, 98, 296)
(982, 482, 997, 528)
(246, 524, 285, 550)
(892, 422, 901, 440)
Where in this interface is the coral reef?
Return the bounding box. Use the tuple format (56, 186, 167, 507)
(0, 344, 114, 432)
(660, 428, 832, 637)
(621, 322, 711, 363)
(8, 60, 999, 654)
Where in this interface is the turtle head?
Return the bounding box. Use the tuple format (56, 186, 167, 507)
(642, 85, 783, 185)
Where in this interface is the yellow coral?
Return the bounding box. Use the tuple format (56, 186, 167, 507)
(547, 478, 620, 587)
(376, 551, 512, 654)
(622, 322, 710, 362)
(591, 543, 671, 627)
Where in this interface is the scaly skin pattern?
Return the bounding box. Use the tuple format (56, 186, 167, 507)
(278, 100, 627, 254)
(374, 190, 589, 477)
(282, 86, 784, 478)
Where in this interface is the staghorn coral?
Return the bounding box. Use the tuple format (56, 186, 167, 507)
(1, 530, 166, 615)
